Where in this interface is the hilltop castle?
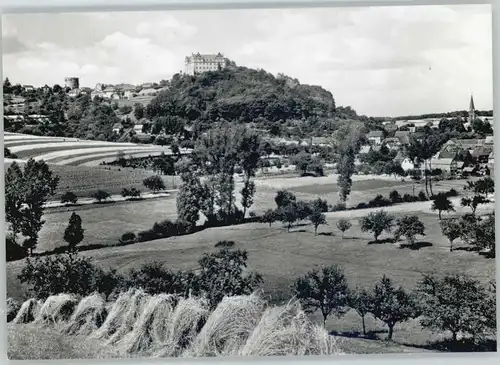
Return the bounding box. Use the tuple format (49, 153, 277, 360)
(184, 53, 227, 76)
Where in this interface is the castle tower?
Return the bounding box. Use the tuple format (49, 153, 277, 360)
(468, 94, 476, 123)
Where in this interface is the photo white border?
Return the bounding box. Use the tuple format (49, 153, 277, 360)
(0, 0, 498, 364)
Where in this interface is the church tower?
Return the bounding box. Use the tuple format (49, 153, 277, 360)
(468, 94, 476, 124)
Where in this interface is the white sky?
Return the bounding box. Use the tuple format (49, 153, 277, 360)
(1, 4, 493, 117)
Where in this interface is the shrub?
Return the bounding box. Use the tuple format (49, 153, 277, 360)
(389, 190, 402, 204)
(446, 188, 459, 197)
(418, 191, 428, 201)
(248, 211, 257, 218)
(331, 202, 346, 212)
(120, 232, 137, 245)
(355, 202, 368, 210)
(60, 191, 78, 205)
(92, 190, 111, 203)
(368, 194, 391, 208)
(121, 187, 141, 199)
(294, 265, 349, 326)
(6, 234, 26, 261)
(275, 190, 296, 209)
(261, 209, 277, 227)
(215, 240, 235, 248)
(402, 193, 416, 203)
(123, 262, 189, 296)
(152, 219, 177, 238)
(143, 175, 166, 193)
(137, 229, 157, 242)
(18, 252, 121, 299)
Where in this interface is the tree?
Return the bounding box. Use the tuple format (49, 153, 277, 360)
(336, 219, 352, 238)
(461, 195, 489, 214)
(459, 213, 495, 257)
(92, 190, 110, 203)
(310, 197, 329, 213)
(121, 187, 141, 199)
(133, 102, 145, 120)
(431, 193, 455, 220)
(333, 122, 365, 202)
(417, 274, 491, 344)
(240, 180, 256, 218)
(143, 175, 166, 193)
(275, 189, 296, 209)
(6, 159, 59, 255)
(175, 158, 203, 232)
(279, 203, 298, 232)
(261, 209, 277, 227)
(394, 215, 425, 246)
(370, 275, 416, 340)
(309, 209, 326, 236)
(440, 218, 462, 252)
(197, 248, 263, 308)
(294, 266, 349, 326)
(359, 210, 394, 242)
(348, 287, 372, 336)
(461, 177, 494, 214)
(63, 212, 84, 251)
(60, 191, 78, 205)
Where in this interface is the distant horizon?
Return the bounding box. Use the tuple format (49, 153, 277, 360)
(2, 4, 493, 116)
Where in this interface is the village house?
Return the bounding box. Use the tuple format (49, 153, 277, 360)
(367, 130, 384, 145)
(23, 85, 35, 92)
(471, 146, 493, 164)
(429, 150, 465, 175)
(311, 136, 329, 146)
(394, 131, 411, 145)
(103, 86, 116, 99)
(381, 137, 401, 151)
(133, 124, 144, 135)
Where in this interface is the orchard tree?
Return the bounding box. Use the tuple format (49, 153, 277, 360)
(440, 218, 462, 252)
(279, 203, 298, 232)
(359, 210, 394, 242)
(143, 175, 166, 193)
(60, 191, 78, 205)
(417, 274, 491, 344)
(64, 212, 84, 251)
(336, 219, 352, 238)
(121, 187, 141, 200)
(197, 248, 263, 308)
(394, 215, 425, 246)
(461, 177, 494, 214)
(370, 275, 416, 340)
(431, 193, 455, 220)
(261, 209, 277, 227)
(275, 189, 296, 209)
(309, 209, 326, 236)
(310, 197, 329, 213)
(348, 287, 372, 336)
(294, 265, 349, 326)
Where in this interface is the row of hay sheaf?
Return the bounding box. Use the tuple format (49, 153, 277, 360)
(7, 292, 341, 357)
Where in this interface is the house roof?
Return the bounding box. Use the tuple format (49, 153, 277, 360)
(394, 150, 405, 162)
(103, 87, 115, 92)
(311, 136, 329, 145)
(438, 150, 457, 159)
(367, 130, 384, 138)
(471, 147, 492, 158)
(112, 123, 123, 129)
(383, 137, 400, 144)
(485, 135, 494, 144)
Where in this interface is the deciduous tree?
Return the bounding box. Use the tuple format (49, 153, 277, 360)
(64, 212, 84, 251)
(431, 193, 455, 220)
(359, 210, 394, 242)
(394, 215, 425, 246)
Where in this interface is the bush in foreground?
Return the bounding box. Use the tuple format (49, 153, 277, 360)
(60, 191, 78, 205)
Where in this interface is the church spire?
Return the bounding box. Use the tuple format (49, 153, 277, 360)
(468, 94, 476, 123)
(469, 94, 475, 111)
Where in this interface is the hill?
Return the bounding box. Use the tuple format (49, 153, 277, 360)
(146, 67, 360, 135)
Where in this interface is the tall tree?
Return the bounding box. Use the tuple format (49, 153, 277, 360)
(394, 215, 425, 246)
(63, 212, 84, 251)
(175, 158, 203, 232)
(431, 193, 455, 220)
(359, 210, 394, 242)
(440, 218, 462, 252)
(348, 287, 372, 336)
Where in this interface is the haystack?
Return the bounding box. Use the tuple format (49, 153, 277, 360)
(35, 293, 79, 324)
(118, 293, 176, 354)
(12, 298, 43, 324)
(186, 293, 266, 357)
(155, 296, 209, 357)
(92, 288, 149, 345)
(6, 298, 21, 323)
(238, 299, 340, 356)
(62, 293, 108, 336)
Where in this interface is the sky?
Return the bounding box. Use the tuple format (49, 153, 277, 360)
(1, 4, 493, 117)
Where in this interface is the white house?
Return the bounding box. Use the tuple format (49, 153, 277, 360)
(112, 123, 123, 134)
(367, 130, 384, 145)
(134, 124, 144, 134)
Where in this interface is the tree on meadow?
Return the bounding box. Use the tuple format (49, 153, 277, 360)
(348, 287, 372, 336)
(440, 218, 462, 252)
(133, 102, 145, 120)
(143, 175, 166, 193)
(274, 189, 296, 209)
(64, 212, 84, 251)
(431, 192, 455, 220)
(261, 209, 277, 227)
(294, 265, 349, 326)
(175, 158, 203, 232)
(309, 208, 327, 236)
(370, 275, 417, 340)
(394, 215, 425, 246)
(336, 219, 352, 238)
(461, 177, 494, 214)
(60, 191, 78, 205)
(359, 210, 394, 242)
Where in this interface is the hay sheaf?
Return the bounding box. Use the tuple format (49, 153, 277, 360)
(238, 299, 341, 357)
(12, 298, 43, 324)
(118, 293, 177, 354)
(62, 293, 108, 336)
(155, 296, 210, 358)
(7, 298, 21, 323)
(186, 292, 266, 357)
(35, 294, 79, 324)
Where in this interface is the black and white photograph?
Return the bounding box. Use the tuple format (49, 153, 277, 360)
(2, 3, 496, 360)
